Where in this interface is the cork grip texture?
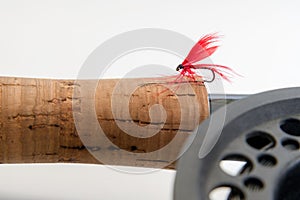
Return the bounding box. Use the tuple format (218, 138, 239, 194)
(0, 77, 209, 169)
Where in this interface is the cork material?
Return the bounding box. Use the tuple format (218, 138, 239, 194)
(0, 77, 209, 169)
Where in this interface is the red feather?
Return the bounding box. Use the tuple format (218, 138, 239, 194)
(178, 33, 237, 82)
(182, 33, 220, 66)
(157, 33, 237, 96)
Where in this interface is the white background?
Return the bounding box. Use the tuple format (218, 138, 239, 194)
(1, 0, 300, 94)
(0, 164, 175, 200)
(0, 1, 300, 199)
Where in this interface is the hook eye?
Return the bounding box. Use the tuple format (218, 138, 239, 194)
(176, 64, 183, 71)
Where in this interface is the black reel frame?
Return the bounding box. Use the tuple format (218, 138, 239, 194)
(174, 87, 300, 200)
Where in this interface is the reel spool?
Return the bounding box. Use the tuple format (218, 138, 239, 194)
(174, 87, 300, 200)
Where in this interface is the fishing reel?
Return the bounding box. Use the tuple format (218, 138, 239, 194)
(174, 87, 300, 200)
